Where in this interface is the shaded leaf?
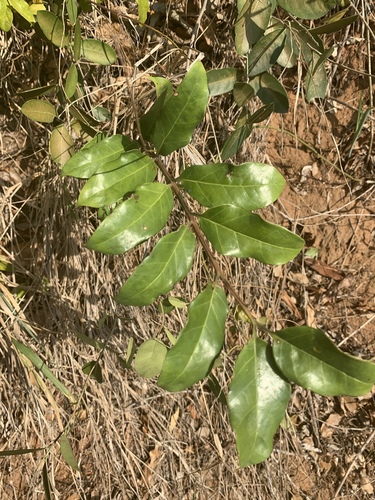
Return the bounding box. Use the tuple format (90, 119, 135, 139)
(115, 226, 196, 306)
(21, 99, 57, 123)
(0, 447, 44, 456)
(42, 462, 52, 500)
(87, 183, 174, 255)
(272, 326, 375, 396)
(276, 0, 337, 20)
(250, 72, 289, 113)
(134, 340, 167, 378)
(67, 0, 78, 25)
(228, 338, 291, 466)
(248, 28, 286, 77)
(221, 124, 252, 161)
(309, 13, 357, 35)
(140, 61, 209, 155)
(61, 134, 138, 178)
(158, 286, 228, 392)
(81, 39, 117, 65)
(82, 360, 103, 383)
(233, 82, 255, 107)
(199, 205, 304, 265)
(17, 85, 57, 99)
(235, 0, 276, 55)
(267, 19, 298, 68)
(59, 433, 80, 471)
(50, 124, 74, 166)
(248, 103, 274, 123)
(305, 51, 328, 102)
(77, 150, 157, 207)
(74, 21, 81, 61)
(37, 11, 68, 47)
(179, 162, 285, 210)
(207, 68, 239, 96)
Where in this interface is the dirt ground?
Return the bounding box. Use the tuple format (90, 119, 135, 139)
(1, 1, 374, 499)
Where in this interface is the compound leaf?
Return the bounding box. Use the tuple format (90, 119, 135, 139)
(115, 226, 196, 306)
(140, 61, 209, 155)
(228, 338, 291, 466)
(77, 151, 157, 207)
(134, 340, 167, 378)
(199, 205, 304, 265)
(272, 326, 375, 396)
(179, 162, 285, 210)
(158, 286, 228, 392)
(86, 183, 174, 255)
(61, 135, 138, 178)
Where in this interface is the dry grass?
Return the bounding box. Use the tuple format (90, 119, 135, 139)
(1, 1, 374, 499)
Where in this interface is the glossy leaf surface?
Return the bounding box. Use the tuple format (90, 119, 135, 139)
(199, 206, 304, 264)
(276, 0, 337, 20)
(228, 338, 291, 466)
(134, 340, 167, 378)
(115, 226, 196, 306)
(272, 327, 375, 396)
(87, 183, 174, 255)
(77, 151, 157, 207)
(179, 163, 285, 211)
(81, 39, 117, 65)
(61, 135, 138, 178)
(158, 286, 228, 392)
(140, 61, 209, 155)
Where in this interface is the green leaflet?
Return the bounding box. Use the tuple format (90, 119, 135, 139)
(235, 0, 276, 55)
(228, 338, 291, 466)
(250, 72, 289, 113)
(134, 340, 167, 378)
(77, 151, 157, 207)
(61, 135, 138, 178)
(158, 286, 228, 392)
(140, 61, 209, 155)
(276, 0, 338, 20)
(21, 99, 57, 123)
(272, 327, 375, 396)
(206, 68, 239, 96)
(247, 27, 286, 77)
(115, 226, 196, 306)
(86, 183, 174, 255)
(199, 205, 304, 265)
(59, 433, 79, 471)
(37, 11, 69, 47)
(81, 39, 117, 65)
(178, 162, 285, 211)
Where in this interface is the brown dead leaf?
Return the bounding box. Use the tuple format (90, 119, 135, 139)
(321, 413, 342, 438)
(281, 291, 303, 319)
(305, 258, 345, 281)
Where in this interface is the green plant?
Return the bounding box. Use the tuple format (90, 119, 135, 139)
(12, 0, 375, 468)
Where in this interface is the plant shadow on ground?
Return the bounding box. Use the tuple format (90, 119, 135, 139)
(1, 1, 375, 499)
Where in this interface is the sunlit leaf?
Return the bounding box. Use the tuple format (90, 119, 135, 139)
(0, 2, 13, 31)
(21, 99, 57, 123)
(61, 134, 138, 178)
(158, 286, 228, 392)
(74, 21, 81, 61)
(87, 183, 174, 254)
(207, 68, 239, 96)
(81, 39, 117, 65)
(9, 0, 35, 23)
(140, 61, 209, 155)
(276, 0, 338, 20)
(179, 162, 285, 210)
(134, 340, 167, 378)
(136, 0, 149, 23)
(247, 28, 286, 77)
(228, 338, 291, 466)
(65, 65, 78, 99)
(59, 434, 80, 471)
(305, 51, 330, 102)
(235, 0, 276, 55)
(115, 226, 196, 306)
(272, 326, 375, 396)
(199, 205, 304, 264)
(67, 0, 78, 24)
(37, 10, 69, 47)
(77, 150, 157, 207)
(50, 124, 74, 166)
(267, 19, 299, 68)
